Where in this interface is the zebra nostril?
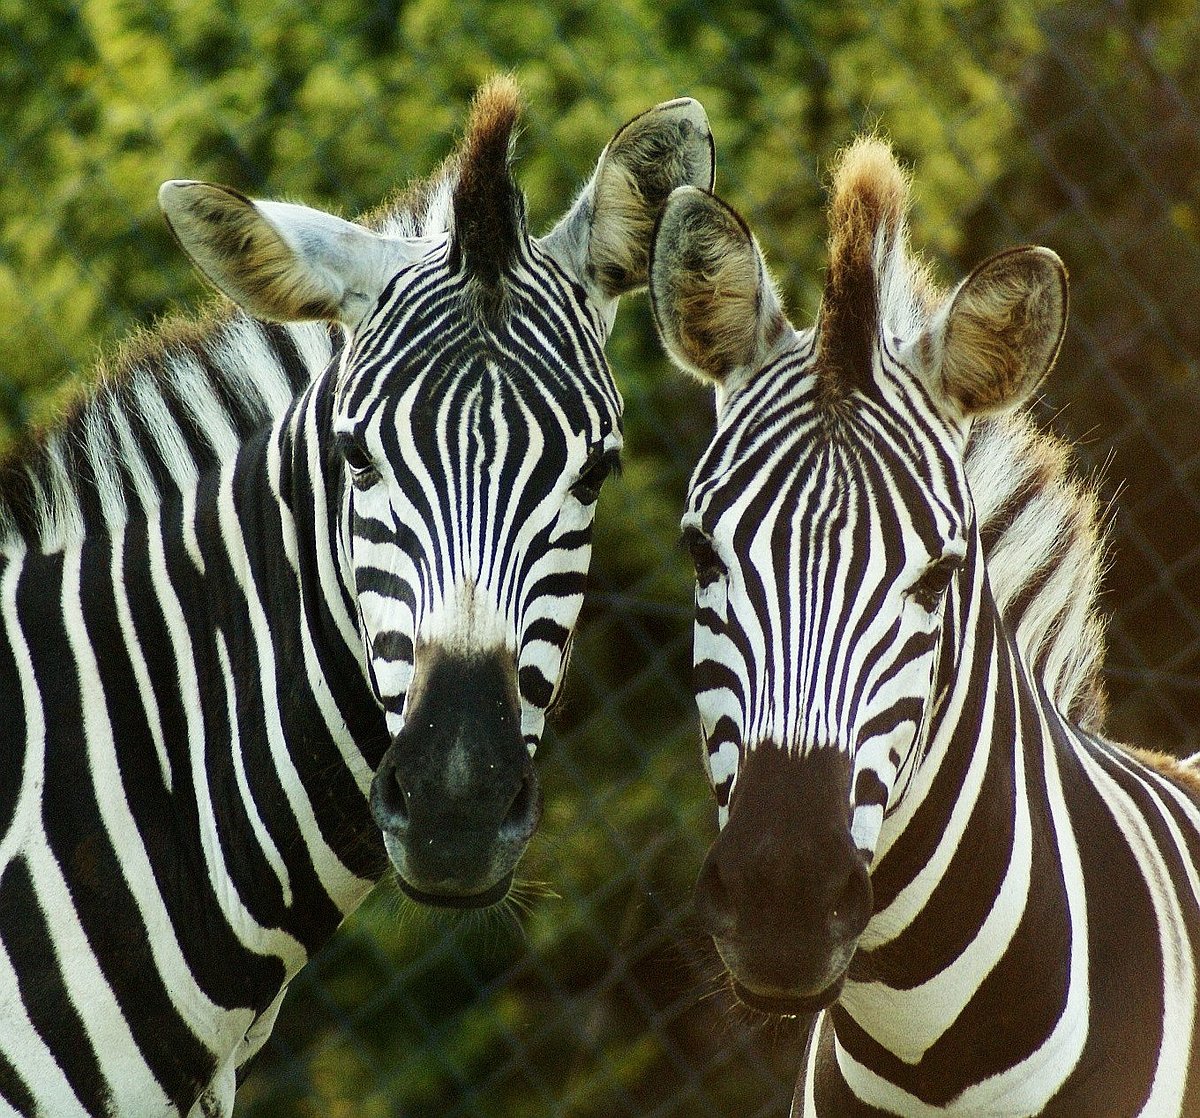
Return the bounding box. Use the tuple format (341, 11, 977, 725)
(390, 773, 410, 825)
(500, 773, 540, 840)
(829, 858, 872, 939)
(370, 756, 411, 833)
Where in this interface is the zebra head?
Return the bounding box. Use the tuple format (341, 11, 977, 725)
(159, 79, 714, 908)
(649, 142, 1067, 1012)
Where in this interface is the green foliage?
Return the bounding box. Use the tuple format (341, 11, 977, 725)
(9, 0, 1198, 1114)
(0, 0, 1037, 437)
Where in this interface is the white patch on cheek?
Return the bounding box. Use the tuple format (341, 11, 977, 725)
(385, 709, 406, 739)
(372, 658, 414, 704)
(521, 638, 563, 682)
(851, 804, 885, 858)
(708, 740, 739, 789)
(550, 494, 594, 540)
(696, 578, 728, 622)
(521, 708, 544, 755)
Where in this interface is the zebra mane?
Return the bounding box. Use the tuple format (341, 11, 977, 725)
(0, 310, 337, 551)
(817, 137, 937, 404)
(365, 74, 526, 313)
(964, 411, 1109, 730)
(0, 77, 528, 552)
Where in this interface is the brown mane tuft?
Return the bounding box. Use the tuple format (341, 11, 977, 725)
(819, 137, 911, 400)
(450, 74, 526, 310)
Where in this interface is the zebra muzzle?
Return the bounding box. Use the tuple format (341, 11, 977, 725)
(368, 648, 542, 908)
(693, 744, 873, 1013)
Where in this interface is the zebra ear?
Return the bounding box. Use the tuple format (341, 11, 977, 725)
(923, 246, 1068, 416)
(540, 97, 715, 306)
(159, 181, 415, 327)
(648, 186, 786, 386)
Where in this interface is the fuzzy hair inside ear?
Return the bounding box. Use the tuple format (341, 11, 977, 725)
(926, 245, 1068, 416)
(159, 181, 409, 326)
(649, 186, 785, 386)
(541, 97, 715, 306)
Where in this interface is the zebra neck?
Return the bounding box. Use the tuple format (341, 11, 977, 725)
(167, 383, 388, 955)
(834, 546, 1082, 1103)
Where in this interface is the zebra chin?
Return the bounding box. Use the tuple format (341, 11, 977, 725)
(730, 975, 846, 1017)
(716, 938, 856, 1017)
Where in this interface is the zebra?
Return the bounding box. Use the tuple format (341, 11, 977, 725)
(0, 77, 714, 1117)
(647, 139, 1200, 1115)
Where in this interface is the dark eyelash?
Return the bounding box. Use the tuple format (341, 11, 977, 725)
(570, 446, 621, 504)
(909, 555, 960, 611)
(335, 434, 380, 484)
(682, 525, 727, 587)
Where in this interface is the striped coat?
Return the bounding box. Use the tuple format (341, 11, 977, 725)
(649, 138, 1199, 1115)
(0, 81, 713, 1117)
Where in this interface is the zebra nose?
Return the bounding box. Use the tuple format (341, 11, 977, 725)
(370, 751, 410, 834)
(693, 819, 873, 958)
(499, 770, 541, 845)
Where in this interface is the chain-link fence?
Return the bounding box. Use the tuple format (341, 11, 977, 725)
(3, 1, 1199, 1114)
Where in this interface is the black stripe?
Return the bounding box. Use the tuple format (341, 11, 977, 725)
(0, 857, 110, 1115)
(0, 1045, 35, 1117)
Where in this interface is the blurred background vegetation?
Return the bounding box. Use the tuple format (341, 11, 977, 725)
(3, 0, 1199, 1114)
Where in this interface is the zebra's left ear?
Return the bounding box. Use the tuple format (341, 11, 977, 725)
(648, 186, 786, 386)
(540, 97, 715, 309)
(921, 246, 1068, 417)
(159, 181, 420, 327)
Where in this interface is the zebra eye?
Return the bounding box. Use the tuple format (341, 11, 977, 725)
(683, 526, 727, 588)
(339, 438, 380, 486)
(570, 446, 621, 506)
(908, 555, 960, 612)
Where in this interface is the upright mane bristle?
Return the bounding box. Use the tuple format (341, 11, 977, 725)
(450, 74, 526, 303)
(966, 411, 1109, 730)
(827, 137, 908, 282)
(819, 137, 919, 400)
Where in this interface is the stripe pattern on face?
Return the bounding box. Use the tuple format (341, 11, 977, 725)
(334, 238, 620, 752)
(651, 140, 1200, 1116)
(685, 335, 968, 836)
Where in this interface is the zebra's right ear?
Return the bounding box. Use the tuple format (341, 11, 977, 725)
(649, 186, 786, 386)
(159, 181, 418, 327)
(920, 246, 1068, 417)
(540, 97, 715, 309)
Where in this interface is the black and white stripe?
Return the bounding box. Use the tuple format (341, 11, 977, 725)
(0, 83, 713, 1117)
(650, 143, 1199, 1116)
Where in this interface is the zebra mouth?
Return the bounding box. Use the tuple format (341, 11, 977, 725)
(394, 871, 514, 910)
(731, 975, 845, 1017)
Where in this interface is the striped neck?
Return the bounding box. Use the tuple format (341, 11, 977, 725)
(829, 528, 1084, 1110)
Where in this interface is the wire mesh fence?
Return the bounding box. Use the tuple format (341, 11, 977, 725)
(3, 0, 1200, 1114)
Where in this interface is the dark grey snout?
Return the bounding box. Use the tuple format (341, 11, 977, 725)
(694, 746, 872, 1014)
(370, 648, 542, 908)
